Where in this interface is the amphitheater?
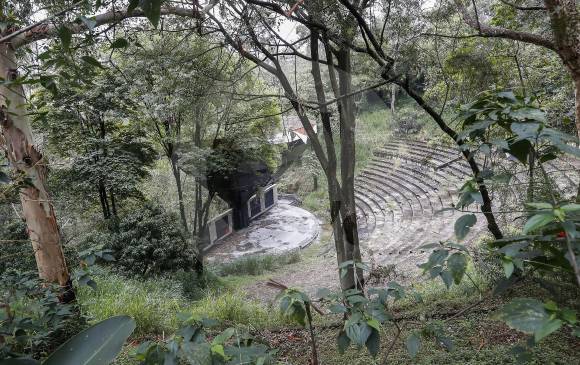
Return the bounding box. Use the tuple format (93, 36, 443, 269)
(354, 137, 580, 274)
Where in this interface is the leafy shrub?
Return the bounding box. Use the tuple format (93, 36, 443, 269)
(0, 221, 36, 274)
(84, 203, 195, 276)
(0, 271, 84, 359)
(172, 269, 224, 300)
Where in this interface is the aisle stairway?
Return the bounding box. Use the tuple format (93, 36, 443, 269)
(354, 138, 484, 273)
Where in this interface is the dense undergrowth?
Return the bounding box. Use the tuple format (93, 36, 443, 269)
(65, 231, 579, 365)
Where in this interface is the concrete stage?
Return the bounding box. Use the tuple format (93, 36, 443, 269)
(205, 199, 320, 261)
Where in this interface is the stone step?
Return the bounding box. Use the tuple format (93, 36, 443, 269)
(356, 176, 420, 218)
(369, 158, 459, 190)
(355, 190, 387, 228)
(354, 183, 396, 223)
(354, 194, 376, 235)
(383, 140, 470, 168)
(363, 166, 444, 214)
(373, 148, 470, 180)
(360, 170, 432, 215)
(390, 139, 463, 161)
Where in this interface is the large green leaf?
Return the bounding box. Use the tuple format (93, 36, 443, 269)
(510, 108, 546, 123)
(534, 319, 563, 342)
(346, 322, 372, 347)
(111, 38, 130, 49)
(43, 316, 135, 365)
(405, 332, 421, 358)
(447, 253, 467, 284)
(337, 330, 350, 354)
(454, 214, 477, 240)
(81, 56, 105, 69)
(495, 298, 548, 334)
(57, 25, 72, 50)
(365, 329, 380, 357)
(523, 212, 555, 234)
(140, 0, 163, 28)
(507, 139, 532, 164)
(511, 122, 541, 140)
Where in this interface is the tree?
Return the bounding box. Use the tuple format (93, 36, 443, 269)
(0, 0, 217, 289)
(451, 0, 580, 139)
(202, 1, 368, 290)
(34, 63, 156, 220)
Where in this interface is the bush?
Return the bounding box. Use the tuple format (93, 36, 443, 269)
(0, 221, 36, 274)
(0, 271, 85, 359)
(83, 204, 195, 276)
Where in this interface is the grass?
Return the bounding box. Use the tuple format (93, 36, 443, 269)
(77, 269, 287, 338)
(355, 107, 394, 174)
(215, 250, 301, 277)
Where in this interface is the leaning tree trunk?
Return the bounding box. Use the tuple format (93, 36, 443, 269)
(0, 44, 72, 297)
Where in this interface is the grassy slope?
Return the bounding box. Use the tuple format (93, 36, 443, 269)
(82, 236, 579, 365)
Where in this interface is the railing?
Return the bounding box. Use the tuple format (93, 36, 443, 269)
(206, 208, 233, 249)
(204, 184, 278, 250)
(247, 184, 278, 220)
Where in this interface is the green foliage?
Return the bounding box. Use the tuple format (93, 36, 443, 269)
(1, 315, 135, 365)
(0, 271, 79, 360)
(131, 315, 276, 365)
(276, 289, 310, 327)
(76, 271, 188, 336)
(84, 204, 195, 276)
(33, 66, 157, 219)
(0, 221, 35, 274)
(216, 251, 301, 277)
(42, 316, 135, 365)
(419, 242, 470, 289)
(454, 214, 477, 241)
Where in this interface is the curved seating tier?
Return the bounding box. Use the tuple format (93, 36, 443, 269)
(354, 138, 486, 274)
(355, 138, 579, 275)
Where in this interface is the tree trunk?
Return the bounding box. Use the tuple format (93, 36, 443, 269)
(311, 32, 363, 291)
(390, 83, 396, 118)
(575, 75, 580, 140)
(98, 180, 110, 219)
(543, 0, 580, 139)
(110, 188, 117, 218)
(0, 44, 72, 297)
(336, 46, 364, 290)
(171, 157, 188, 232)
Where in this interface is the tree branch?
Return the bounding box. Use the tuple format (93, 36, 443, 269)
(452, 0, 555, 50)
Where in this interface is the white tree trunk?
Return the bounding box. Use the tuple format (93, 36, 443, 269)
(0, 44, 71, 292)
